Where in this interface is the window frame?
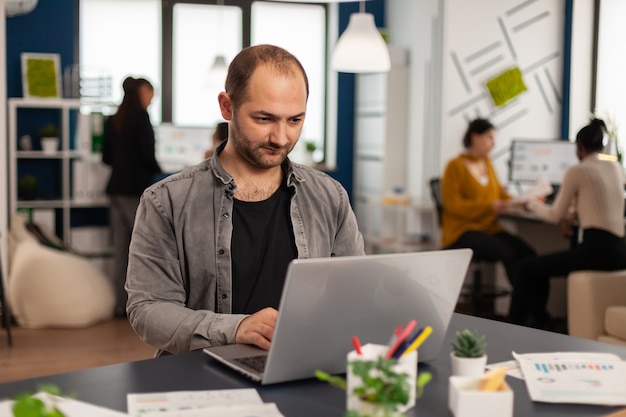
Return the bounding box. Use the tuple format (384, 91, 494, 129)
(78, 0, 333, 165)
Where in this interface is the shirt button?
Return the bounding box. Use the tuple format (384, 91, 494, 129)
(218, 249, 225, 255)
(221, 293, 227, 299)
(223, 213, 229, 218)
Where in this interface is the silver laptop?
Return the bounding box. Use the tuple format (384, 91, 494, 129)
(203, 249, 472, 385)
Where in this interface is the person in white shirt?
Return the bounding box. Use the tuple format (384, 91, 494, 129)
(508, 118, 626, 329)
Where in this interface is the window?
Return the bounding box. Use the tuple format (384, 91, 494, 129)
(79, 0, 161, 123)
(172, 3, 242, 127)
(251, 1, 326, 163)
(79, 0, 332, 166)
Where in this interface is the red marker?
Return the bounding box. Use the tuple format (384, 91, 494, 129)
(385, 319, 417, 359)
(352, 336, 363, 355)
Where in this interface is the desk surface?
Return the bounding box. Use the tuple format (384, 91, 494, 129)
(1, 314, 625, 417)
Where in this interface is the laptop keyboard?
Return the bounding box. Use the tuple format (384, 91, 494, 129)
(234, 355, 267, 373)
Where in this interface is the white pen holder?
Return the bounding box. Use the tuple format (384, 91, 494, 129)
(346, 343, 418, 414)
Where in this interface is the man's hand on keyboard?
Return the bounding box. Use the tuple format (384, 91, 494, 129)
(235, 307, 277, 350)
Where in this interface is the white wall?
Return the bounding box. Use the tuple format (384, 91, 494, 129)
(440, 0, 564, 183)
(386, 0, 442, 199)
(387, 0, 593, 198)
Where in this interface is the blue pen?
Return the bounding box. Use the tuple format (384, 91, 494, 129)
(393, 327, 424, 359)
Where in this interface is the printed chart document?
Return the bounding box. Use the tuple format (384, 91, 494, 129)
(513, 352, 626, 405)
(511, 178, 553, 204)
(127, 388, 284, 417)
(132, 403, 285, 417)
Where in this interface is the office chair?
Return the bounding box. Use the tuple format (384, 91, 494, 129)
(429, 177, 510, 317)
(0, 234, 13, 346)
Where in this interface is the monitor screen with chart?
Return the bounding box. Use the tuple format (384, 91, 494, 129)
(509, 139, 578, 185)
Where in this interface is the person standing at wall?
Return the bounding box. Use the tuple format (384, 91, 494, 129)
(102, 76, 162, 317)
(508, 118, 626, 329)
(440, 118, 536, 288)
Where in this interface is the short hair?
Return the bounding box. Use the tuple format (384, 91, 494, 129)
(576, 118, 607, 151)
(224, 44, 309, 110)
(462, 118, 495, 148)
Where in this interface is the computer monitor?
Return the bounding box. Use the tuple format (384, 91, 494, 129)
(509, 139, 578, 185)
(154, 123, 212, 173)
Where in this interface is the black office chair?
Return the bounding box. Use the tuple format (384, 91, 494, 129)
(429, 177, 510, 317)
(0, 234, 13, 346)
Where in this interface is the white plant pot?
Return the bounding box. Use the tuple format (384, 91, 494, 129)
(41, 137, 59, 154)
(450, 352, 487, 377)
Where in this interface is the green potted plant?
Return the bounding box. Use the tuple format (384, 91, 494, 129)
(18, 175, 38, 200)
(316, 351, 431, 417)
(450, 329, 487, 377)
(39, 123, 59, 139)
(39, 123, 60, 154)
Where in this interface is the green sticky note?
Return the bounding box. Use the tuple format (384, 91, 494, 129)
(486, 67, 527, 107)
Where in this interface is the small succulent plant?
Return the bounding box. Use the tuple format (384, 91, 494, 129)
(451, 329, 486, 358)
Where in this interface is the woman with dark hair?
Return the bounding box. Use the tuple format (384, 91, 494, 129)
(441, 118, 536, 288)
(102, 76, 162, 317)
(508, 118, 626, 329)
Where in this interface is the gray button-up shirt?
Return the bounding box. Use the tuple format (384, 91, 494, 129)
(126, 147, 364, 355)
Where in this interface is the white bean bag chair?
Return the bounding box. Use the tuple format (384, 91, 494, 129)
(8, 218, 115, 329)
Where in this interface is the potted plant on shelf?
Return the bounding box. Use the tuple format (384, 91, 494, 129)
(39, 123, 59, 154)
(450, 329, 487, 377)
(18, 175, 38, 200)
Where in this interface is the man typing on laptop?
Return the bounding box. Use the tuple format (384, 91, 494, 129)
(125, 44, 365, 356)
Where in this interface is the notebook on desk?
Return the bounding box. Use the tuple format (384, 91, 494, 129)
(203, 249, 473, 385)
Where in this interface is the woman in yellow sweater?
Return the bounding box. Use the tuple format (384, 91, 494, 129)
(441, 118, 535, 289)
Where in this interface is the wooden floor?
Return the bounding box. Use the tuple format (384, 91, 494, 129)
(0, 317, 155, 384)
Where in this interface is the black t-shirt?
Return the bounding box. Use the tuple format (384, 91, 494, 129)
(231, 179, 297, 314)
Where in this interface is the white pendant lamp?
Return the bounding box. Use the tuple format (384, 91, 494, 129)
(331, 1, 390, 73)
(209, 54, 228, 85)
(209, 0, 228, 83)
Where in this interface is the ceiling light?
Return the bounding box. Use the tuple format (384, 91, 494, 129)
(331, 1, 390, 73)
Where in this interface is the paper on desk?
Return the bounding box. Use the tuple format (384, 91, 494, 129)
(511, 178, 553, 204)
(513, 351, 626, 405)
(136, 403, 285, 417)
(0, 393, 129, 417)
(127, 388, 263, 416)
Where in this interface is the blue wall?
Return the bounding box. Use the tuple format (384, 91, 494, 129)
(6, 0, 76, 98)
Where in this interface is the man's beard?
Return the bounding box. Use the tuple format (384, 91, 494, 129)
(230, 121, 295, 169)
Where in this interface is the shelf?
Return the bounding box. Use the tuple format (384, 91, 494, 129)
(9, 98, 111, 249)
(9, 97, 81, 109)
(17, 200, 66, 208)
(17, 150, 84, 159)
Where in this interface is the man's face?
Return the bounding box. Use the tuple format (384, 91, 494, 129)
(225, 64, 307, 169)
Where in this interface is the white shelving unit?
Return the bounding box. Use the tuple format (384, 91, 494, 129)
(353, 46, 435, 253)
(8, 97, 110, 252)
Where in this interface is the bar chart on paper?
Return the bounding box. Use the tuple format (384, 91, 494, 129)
(533, 359, 617, 374)
(513, 352, 626, 405)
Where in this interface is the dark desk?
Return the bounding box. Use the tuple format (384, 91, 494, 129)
(1, 314, 625, 416)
